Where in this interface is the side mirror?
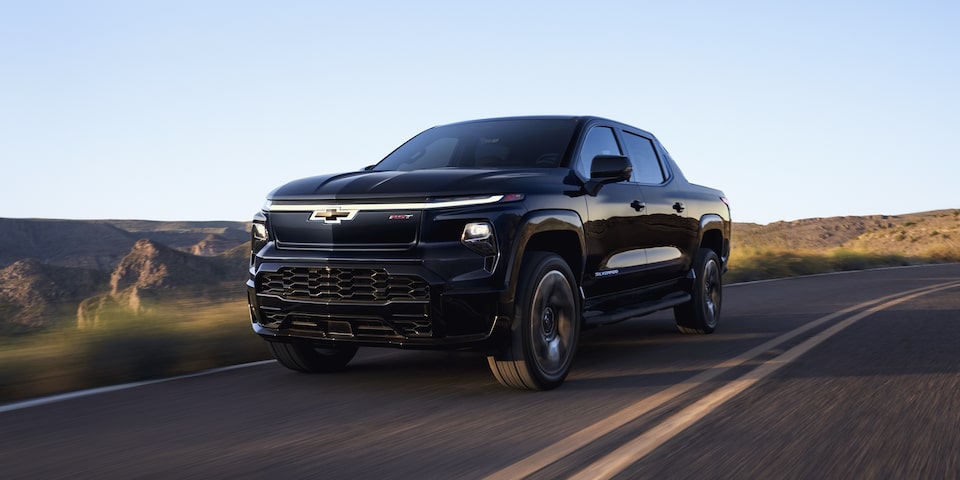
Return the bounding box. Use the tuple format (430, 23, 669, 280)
(590, 155, 633, 185)
(590, 155, 632, 183)
(585, 155, 632, 195)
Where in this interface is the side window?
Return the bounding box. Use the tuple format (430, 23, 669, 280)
(623, 132, 666, 184)
(577, 126, 622, 178)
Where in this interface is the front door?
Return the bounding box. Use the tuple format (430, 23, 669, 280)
(578, 126, 649, 300)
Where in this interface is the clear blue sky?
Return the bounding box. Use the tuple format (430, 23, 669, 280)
(3, 1, 958, 225)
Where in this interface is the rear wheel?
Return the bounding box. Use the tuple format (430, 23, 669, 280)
(488, 252, 580, 390)
(674, 248, 722, 334)
(266, 341, 358, 373)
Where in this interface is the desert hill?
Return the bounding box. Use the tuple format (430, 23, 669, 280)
(77, 239, 247, 328)
(0, 218, 249, 270)
(0, 218, 251, 333)
(0, 218, 143, 270)
(732, 209, 960, 255)
(109, 239, 237, 294)
(104, 220, 250, 255)
(727, 209, 960, 282)
(0, 259, 109, 333)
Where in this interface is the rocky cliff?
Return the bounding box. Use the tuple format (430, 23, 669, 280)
(0, 218, 250, 333)
(0, 218, 249, 270)
(0, 259, 108, 332)
(77, 239, 246, 328)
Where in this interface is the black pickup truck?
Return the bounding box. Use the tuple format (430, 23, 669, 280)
(247, 116, 731, 390)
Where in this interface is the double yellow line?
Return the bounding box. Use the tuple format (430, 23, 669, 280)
(485, 280, 960, 480)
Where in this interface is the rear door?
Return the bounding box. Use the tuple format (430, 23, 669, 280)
(620, 130, 698, 283)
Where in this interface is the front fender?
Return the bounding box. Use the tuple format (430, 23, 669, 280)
(500, 210, 585, 306)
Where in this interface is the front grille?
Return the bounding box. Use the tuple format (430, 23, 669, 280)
(258, 267, 430, 303)
(262, 312, 433, 338)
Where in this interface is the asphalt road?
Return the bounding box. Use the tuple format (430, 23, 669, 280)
(2, 264, 959, 479)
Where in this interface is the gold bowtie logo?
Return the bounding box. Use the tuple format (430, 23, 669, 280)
(309, 208, 357, 224)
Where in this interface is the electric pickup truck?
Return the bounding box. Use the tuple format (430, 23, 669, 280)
(248, 116, 731, 390)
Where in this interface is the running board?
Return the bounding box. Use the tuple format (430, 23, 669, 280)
(583, 292, 691, 326)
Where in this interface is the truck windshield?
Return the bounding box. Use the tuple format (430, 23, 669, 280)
(373, 118, 577, 171)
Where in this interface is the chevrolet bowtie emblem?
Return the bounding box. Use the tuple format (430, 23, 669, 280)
(309, 208, 358, 224)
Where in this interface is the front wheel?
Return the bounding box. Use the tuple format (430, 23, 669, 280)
(674, 248, 722, 334)
(488, 252, 581, 390)
(266, 341, 358, 373)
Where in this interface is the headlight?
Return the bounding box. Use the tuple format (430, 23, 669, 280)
(461, 221, 496, 257)
(251, 211, 269, 260)
(252, 223, 268, 242)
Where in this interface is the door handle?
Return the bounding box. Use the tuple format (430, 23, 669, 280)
(673, 202, 685, 213)
(630, 200, 645, 212)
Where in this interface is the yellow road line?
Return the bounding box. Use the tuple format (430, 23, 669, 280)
(570, 281, 960, 480)
(484, 281, 960, 480)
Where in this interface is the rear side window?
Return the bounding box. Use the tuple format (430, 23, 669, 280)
(623, 132, 665, 184)
(576, 126, 622, 178)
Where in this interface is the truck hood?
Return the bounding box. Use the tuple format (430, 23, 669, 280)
(268, 168, 563, 201)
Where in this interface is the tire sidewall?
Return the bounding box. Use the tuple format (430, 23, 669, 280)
(695, 250, 722, 331)
(512, 252, 581, 389)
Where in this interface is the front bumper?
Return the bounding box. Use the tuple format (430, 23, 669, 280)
(247, 246, 508, 349)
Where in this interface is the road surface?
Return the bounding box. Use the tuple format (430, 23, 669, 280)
(2, 264, 959, 479)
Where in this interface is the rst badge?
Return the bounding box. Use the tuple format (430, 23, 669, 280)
(388, 214, 414, 220)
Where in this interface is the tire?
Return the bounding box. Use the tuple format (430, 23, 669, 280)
(487, 252, 581, 390)
(266, 341, 358, 373)
(674, 248, 722, 334)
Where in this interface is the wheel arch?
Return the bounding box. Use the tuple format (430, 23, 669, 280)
(699, 214, 730, 268)
(502, 210, 585, 305)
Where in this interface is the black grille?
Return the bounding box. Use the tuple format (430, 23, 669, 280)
(258, 267, 429, 303)
(261, 312, 433, 338)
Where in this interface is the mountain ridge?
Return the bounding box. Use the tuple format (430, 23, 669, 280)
(0, 218, 250, 333)
(0, 259, 109, 333)
(77, 238, 247, 328)
(0, 218, 249, 270)
(732, 209, 960, 254)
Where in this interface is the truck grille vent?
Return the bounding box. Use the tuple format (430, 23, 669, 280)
(262, 313, 433, 338)
(258, 267, 429, 303)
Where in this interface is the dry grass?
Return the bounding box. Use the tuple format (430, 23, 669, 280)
(724, 247, 922, 283)
(0, 298, 270, 403)
(726, 209, 960, 283)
